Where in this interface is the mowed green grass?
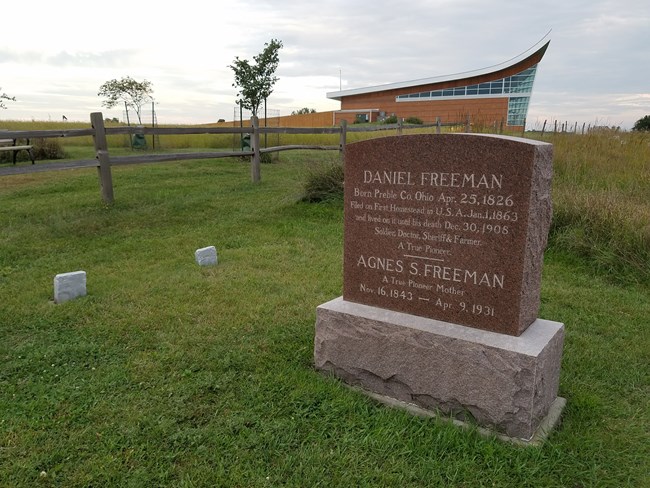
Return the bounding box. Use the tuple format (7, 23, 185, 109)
(1, 151, 648, 487)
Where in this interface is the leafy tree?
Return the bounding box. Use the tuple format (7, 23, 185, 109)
(98, 76, 154, 124)
(229, 39, 283, 117)
(0, 88, 16, 109)
(632, 115, 650, 131)
(292, 107, 316, 115)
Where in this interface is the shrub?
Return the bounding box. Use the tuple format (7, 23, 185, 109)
(405, 116, 423, 125)
(382, 115, 398, 124)
(291, 107, 316, 115)
(32, 138, 67, 160)
(632, 115, 650, 131)
(300, 161, 344, 202)
(0, 137, 67, 163)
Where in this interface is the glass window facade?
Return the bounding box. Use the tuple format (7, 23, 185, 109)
(395, 65, 538, 125)
(507, 97, 530, 126)
(396, 66, 537, 100)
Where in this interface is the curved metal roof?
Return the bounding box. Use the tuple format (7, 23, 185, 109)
(327, 35, 550, 101)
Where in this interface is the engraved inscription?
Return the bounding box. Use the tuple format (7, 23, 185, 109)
(343, 134, 552, 335)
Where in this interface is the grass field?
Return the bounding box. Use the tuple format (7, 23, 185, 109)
(1, 134, 649, 486)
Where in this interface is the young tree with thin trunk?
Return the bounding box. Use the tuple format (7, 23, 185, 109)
(229, 39, 283, 117)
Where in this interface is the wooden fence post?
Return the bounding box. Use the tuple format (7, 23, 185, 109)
(465, 114, 471, 133)
(541, 119, 547, 137)
(436, 117, 441, 134)
(90, 112, 114, 204)
(397, 119, 403, 136)
(339, 119, 347, 159)
(250, 116, 261, 183)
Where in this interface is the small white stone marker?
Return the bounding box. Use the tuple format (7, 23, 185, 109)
(53, 271, 87, 304)
(195, 246, 218, 266)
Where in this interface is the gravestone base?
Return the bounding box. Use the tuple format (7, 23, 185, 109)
(314, 297, 565, 442)
(345, 386, 566, 447)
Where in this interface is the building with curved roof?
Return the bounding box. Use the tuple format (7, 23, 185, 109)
(326, 37, 550, 131)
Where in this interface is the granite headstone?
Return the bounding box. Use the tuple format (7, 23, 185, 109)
(314, 133, 565, 442)
(343, 134, 553, 336)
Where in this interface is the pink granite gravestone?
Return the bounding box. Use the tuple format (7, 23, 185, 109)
(315, 134, 565, 442)
(342, 134, 553, 337)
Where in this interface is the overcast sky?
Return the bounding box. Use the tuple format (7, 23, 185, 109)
(1, 0, 648, 129)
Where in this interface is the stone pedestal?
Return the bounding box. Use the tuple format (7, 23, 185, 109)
(314, 297, 564, 441)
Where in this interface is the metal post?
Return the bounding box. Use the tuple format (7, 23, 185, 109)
(264, 98, 268, 149)
(124, 101, 133, 150)
(436, 117, 441, 134)
(251, 116, 261, 183)
(152, 101, 155, 150)
(240, 103, 243, 149)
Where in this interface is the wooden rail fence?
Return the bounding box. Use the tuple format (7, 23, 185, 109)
(0, 112, 443, 204)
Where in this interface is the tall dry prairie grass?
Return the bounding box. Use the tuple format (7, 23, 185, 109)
(537, 131, 650, 283)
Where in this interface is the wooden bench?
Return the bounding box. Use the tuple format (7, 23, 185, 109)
(0, 131, 35, 164)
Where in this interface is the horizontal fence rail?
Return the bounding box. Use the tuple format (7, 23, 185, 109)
(1, 129, 97, 139)
(110, 151, 254, 166)
(260, 145, 339, 153)
(0, 112, 448, 203)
